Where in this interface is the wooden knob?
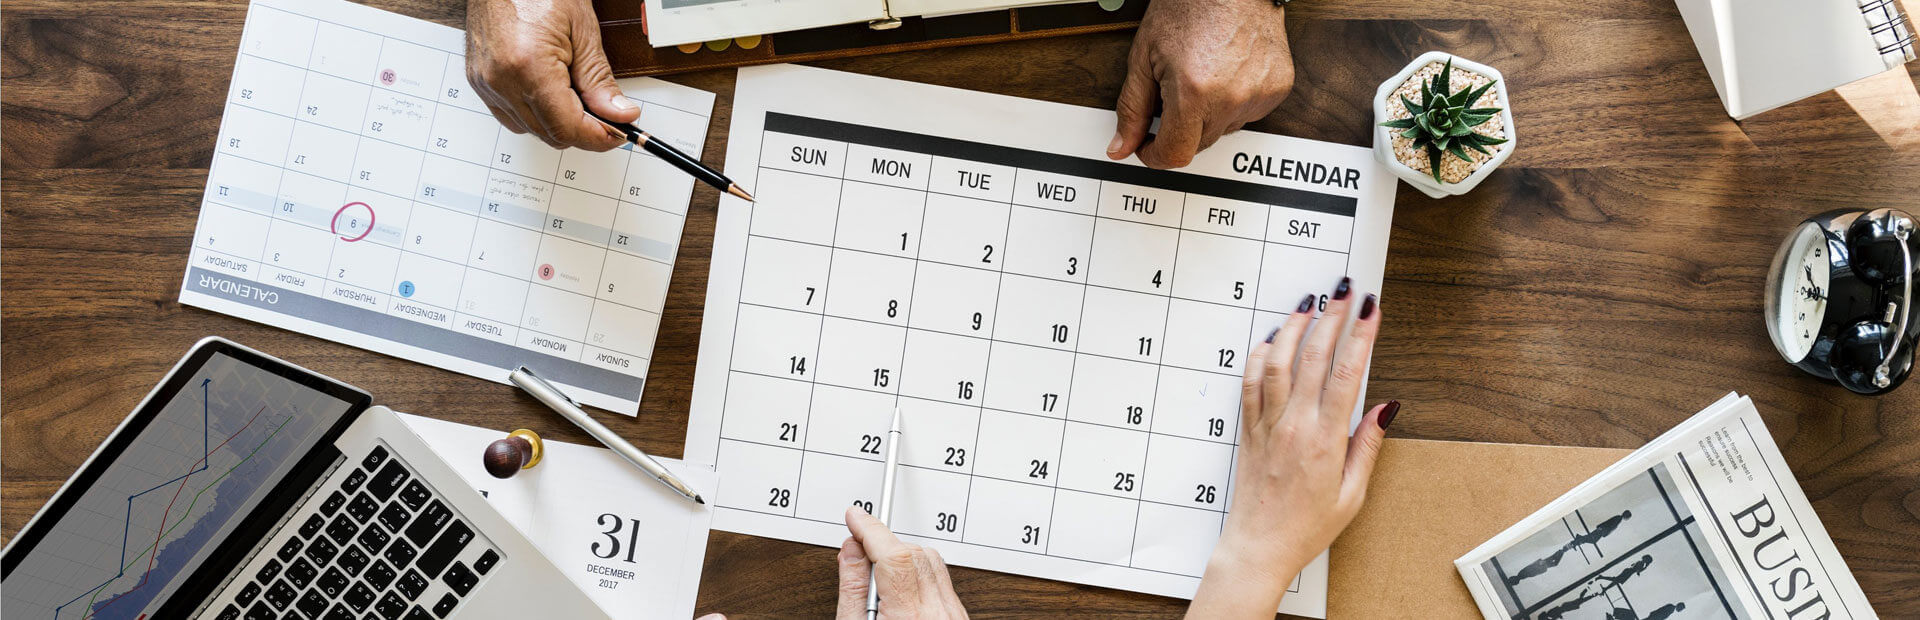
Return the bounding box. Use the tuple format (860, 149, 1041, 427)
(483, 429, 543, 479)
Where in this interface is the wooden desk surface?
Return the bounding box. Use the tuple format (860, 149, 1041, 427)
(5, 0, 1918, 616)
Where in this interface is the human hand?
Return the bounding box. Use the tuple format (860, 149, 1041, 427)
(1107, 0, 1295, 169)
(1186, 278, 1395, 619)
(465, 0, 632, 151)
(834, 506, 969, 620)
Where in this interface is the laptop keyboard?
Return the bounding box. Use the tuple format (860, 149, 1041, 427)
(207, 445, 504, 620)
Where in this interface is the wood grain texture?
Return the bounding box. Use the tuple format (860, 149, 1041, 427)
(4, 0, 1919, 617)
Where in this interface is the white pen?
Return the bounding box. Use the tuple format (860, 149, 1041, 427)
(507, 366, 706, 505)
(867, 406, 903, 620)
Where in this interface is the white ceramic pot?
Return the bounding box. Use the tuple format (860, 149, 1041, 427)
(1372, 51, 1516, 199)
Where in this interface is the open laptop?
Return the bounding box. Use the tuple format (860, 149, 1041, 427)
(1, 337, 608, 620)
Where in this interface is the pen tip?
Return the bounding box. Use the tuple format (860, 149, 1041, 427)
(694, 495, 707, 505)
(728, 185, 756, 202)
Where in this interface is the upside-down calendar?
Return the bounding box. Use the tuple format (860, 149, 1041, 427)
(687, 65, 1397, 617)
(179, 0, 713, 413)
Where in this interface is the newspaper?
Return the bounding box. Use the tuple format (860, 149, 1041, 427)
(1456, 393, 1876, 620)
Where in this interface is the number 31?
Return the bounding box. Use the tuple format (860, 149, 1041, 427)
(591, 513, 641, 563)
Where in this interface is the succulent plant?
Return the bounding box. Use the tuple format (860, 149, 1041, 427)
(1380, 57, 1508, 183)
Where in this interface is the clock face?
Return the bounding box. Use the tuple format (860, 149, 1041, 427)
(1766, 222, 1831, 362)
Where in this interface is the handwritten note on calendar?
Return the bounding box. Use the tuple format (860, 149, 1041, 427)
(179, 0, 715, 413)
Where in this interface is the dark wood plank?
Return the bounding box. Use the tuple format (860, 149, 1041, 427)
(5, 0, 1919, 617)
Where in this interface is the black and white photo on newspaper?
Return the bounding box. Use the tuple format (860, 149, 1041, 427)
(1478, 462, 1747, 620)
(1455, 393, 1878, 620)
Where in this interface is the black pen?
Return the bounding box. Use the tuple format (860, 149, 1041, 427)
(586, 108, 755, 202)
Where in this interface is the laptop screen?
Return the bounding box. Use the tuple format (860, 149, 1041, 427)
(1, 349, 356, 620)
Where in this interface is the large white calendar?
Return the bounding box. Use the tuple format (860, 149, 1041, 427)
(687, 65, 1398, 617)
(179, 0, 714, 413)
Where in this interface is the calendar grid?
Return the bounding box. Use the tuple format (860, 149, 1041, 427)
(958, 183, 1024, 544)
(711, 110, 1363, 578)
(443, 52, 509, 346)
(1040, 179, 1104, 558)
(1221, 204, 1275, 535)
(740, 233, 1341, 318)
(184, 1, 717, 407)
(751, 164, 1346, 258)
(714, 506, 1221, 583)
(721, 368, 1248, 448)
(1127, 202, 1185, 567)
(213, 119, 683, 277)
(251, 16, 325, 312)
(227, 35, 691, 255)
(218, 46, 673, 328)
(385, 35, 447, 330)
(786, 129, 853, 520)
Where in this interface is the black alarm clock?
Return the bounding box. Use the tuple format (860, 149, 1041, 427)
(1765, 208, 1918, 395)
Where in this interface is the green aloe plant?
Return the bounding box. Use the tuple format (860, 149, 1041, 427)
(1380, 57, 1508, 183)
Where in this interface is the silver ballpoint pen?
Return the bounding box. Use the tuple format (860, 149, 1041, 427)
(867, 406, 903, 620)
(508, 366, 706, 505)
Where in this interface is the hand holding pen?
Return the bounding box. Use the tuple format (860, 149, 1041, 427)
(835, 508, 969, 620)
(585, 108, 755, 202)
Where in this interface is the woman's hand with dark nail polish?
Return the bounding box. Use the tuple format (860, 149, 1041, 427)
(1188, 285, 1390, 619)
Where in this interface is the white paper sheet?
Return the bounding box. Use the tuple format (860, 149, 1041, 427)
(179, 0, 716, 414)
(685, 64, 1398, 618)
(398, 413, 716, 620)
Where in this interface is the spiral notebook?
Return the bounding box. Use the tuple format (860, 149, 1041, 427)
(1676, 0, 1917, 119)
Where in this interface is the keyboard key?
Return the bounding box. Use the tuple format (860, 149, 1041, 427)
(246, 601, 276, 620)
(347, 493, 380, 522)
(382, 538, 417, 568)
(325, 514, 360, 546)
(406, 606, 433, 620)
(377, 502, 412, 533)
(325, 603, 357, 620)
(395, 570, 429, 601)
(236, 581, 262, 606)
(413, 521, 472, 578)
(398, 480, 432, 511)
(298, 514, 326, 539)
(320, 491, 347, 516)
(362, 445, 390, 471)
(404, 501, 451, 546)
(286, 558, 318, 589)
(376, 592, 409, 620)
(344, 581, 378, 611)
(364, 560, 399, 591)
(305, 536, 339, 566)
(255, 558, 283, 583)
(342, 468, 369, 494)
(339, 545, 372, 576)
(367, 461, 411, 501)
(432, 593, 458, 618)
(216, 603, 241, 620)
(276, 537, 304, 562)
(442, 561, 479, 596)
(265, 579, 299, 609)
(472, 549, 499, 575)
(296, 588, 330, 618)
(317, 567, 350, 597)
(358, 524, 392, 554)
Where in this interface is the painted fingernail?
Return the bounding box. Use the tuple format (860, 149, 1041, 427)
(1333, 277, 1352, 300)
(1359, 294, 1378, 319)
(1107, 133, 1125, 155)
(1377, 400, 1401, 430)
(1296, 294, 1315, 314)
(1264, 327, 1279, 343)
